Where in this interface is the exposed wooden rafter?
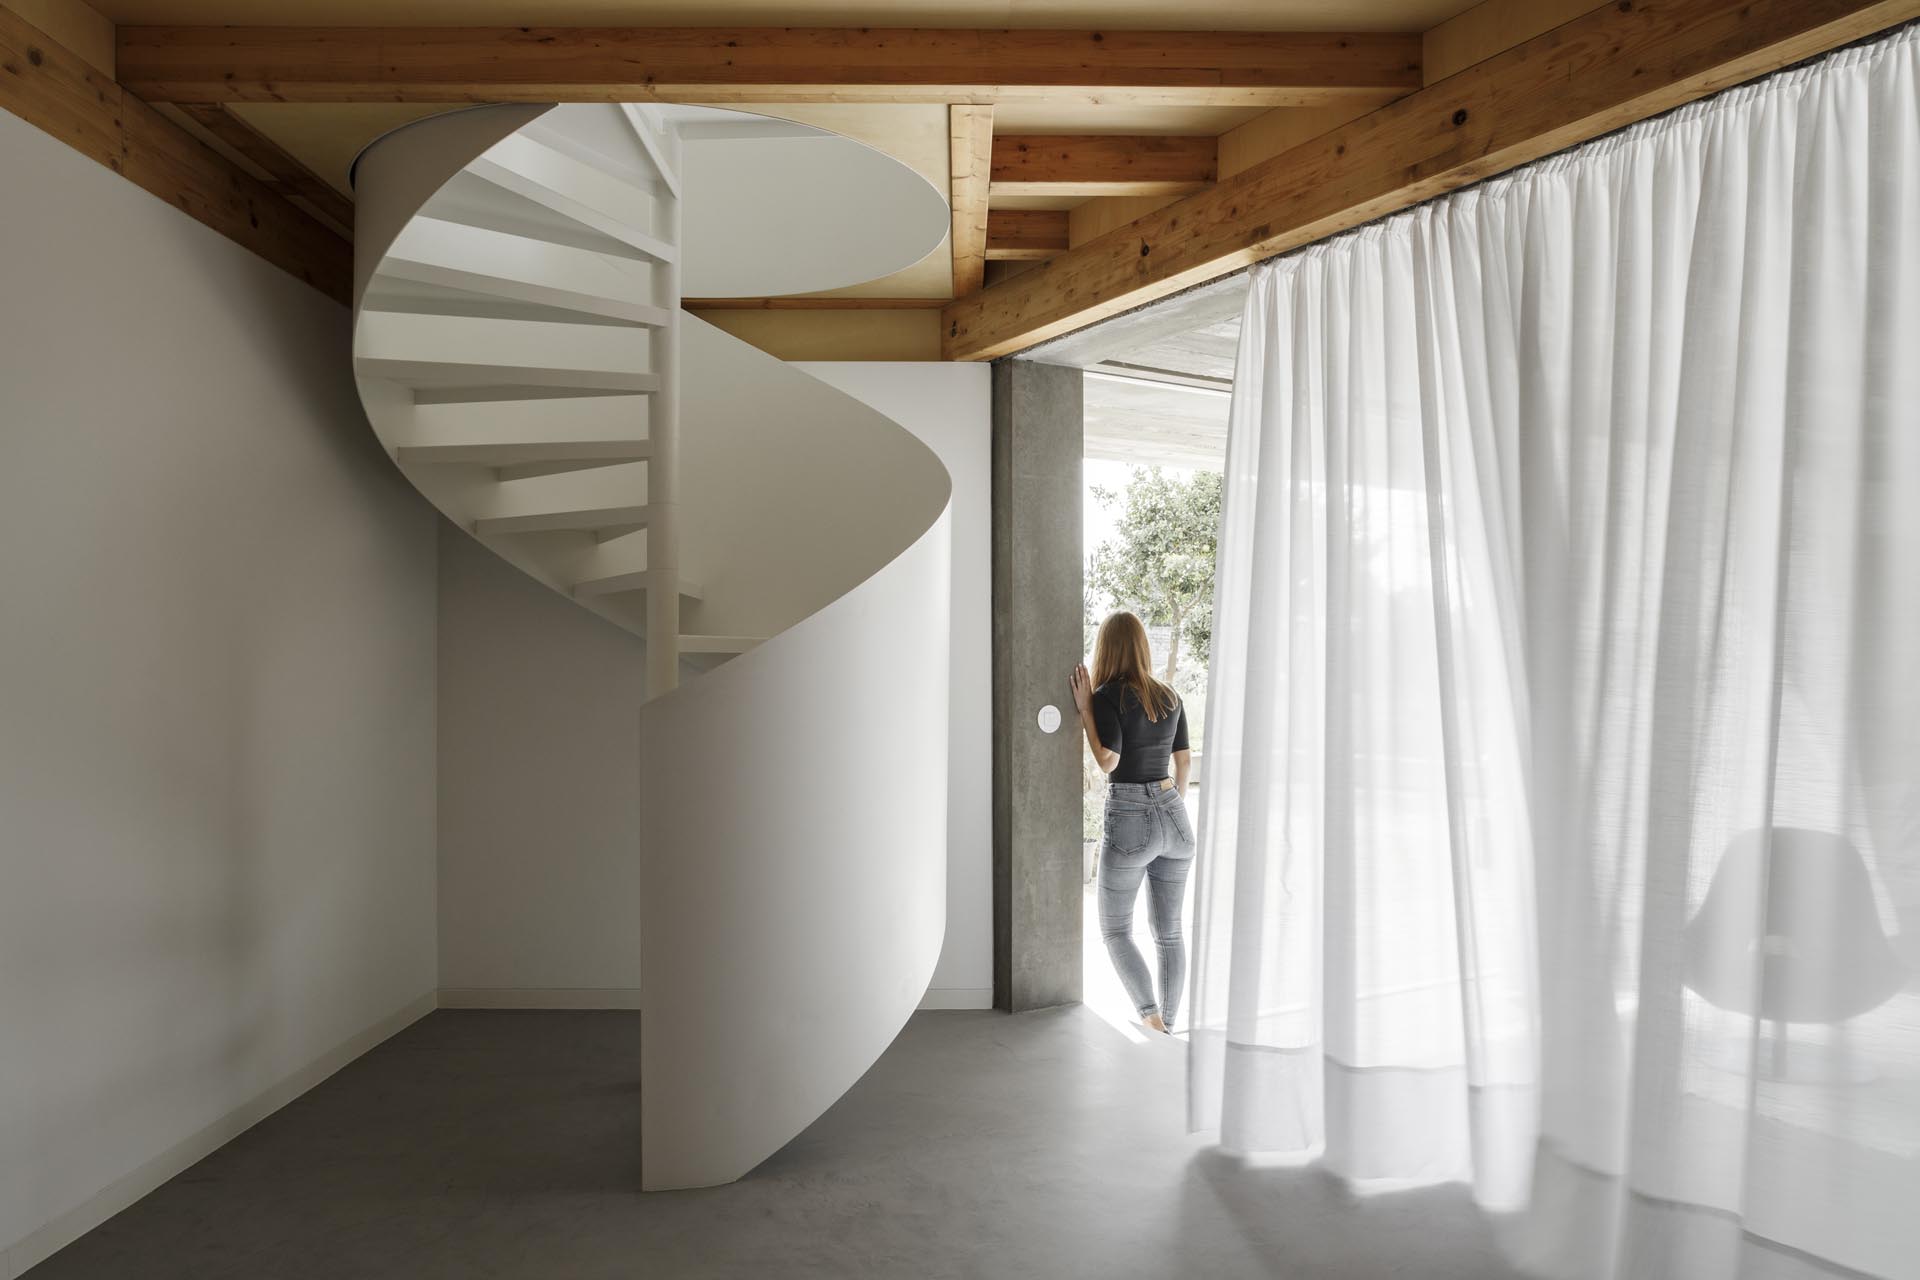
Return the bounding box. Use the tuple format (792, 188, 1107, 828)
(991, 134, 1216, 197)
(942, 0, 1920, 360)
(0, 4, 351, 303)
(986, 210, 1069, 260)
(948, 104, 994, 298)
(115, 26, 1423, 106)
(178, 104, 355, 233)
(684, 297, 947, 309)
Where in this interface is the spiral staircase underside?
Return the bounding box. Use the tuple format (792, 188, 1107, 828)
(350, 103, 955, 1189)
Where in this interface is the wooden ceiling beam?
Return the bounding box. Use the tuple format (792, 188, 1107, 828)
(178, 104, 356, 233)
(684, 297, 947, 309)
(948, 105, 994, 299)
(987, 210, 1069, 260)
(114, 26, 1423, 105)
(942, 0, 1920, 360)
(991, 134, 1216, 197)
(0, 5, 351, 304)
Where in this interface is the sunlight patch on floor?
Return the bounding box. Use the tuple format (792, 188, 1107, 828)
(1082, 878, 1197, 1046)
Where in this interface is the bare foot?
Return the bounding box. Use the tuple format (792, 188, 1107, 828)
(1143, 1012, 1168, 1034)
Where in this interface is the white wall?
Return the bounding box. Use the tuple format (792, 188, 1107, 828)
(436, 523, 647, 1007)
(797, 362, 993, 1006)
(434, 361, 993, 1008)
(0, 111, 439, 1276)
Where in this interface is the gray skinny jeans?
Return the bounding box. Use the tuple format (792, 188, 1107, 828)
(1097, 782, 1197, 1027)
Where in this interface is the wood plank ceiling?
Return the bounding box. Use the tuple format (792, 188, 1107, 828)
(94, 1, 1470, 311)
(8, 0, 1914, 354)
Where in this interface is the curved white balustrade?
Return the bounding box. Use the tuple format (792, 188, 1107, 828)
(350, 103, 954, 1190)
(638, 509, 950, 1189)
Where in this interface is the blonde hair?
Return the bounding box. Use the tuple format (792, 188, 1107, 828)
(1091, 611, 1177, 722)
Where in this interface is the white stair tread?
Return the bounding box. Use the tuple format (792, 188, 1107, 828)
(460, 154, 677, 263)
(475, 503, 651, 536)
(422, 172, 649, 266)
(571, 568, 705, 601)
(410, 394, 650, 441)
(398, 438, 651, 465)
(521, 117, 667, 195)
(379, 217, 667, 325)
(475, 131, 663, 236)
(358, 358, 660, 394)
(355, 313, 662, 392)
(680, 635, 766, 654)
(357, 312, 666, 361)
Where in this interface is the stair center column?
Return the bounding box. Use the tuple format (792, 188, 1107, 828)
(644, 116, 683, 700)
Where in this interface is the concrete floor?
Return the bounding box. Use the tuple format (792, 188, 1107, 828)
(28, 1008, 1524, 1279)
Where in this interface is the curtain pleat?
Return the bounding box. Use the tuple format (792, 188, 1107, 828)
(1189, 26, 1920, 1280)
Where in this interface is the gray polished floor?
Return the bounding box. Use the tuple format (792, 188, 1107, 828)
(28, 1008, 1522, 1279)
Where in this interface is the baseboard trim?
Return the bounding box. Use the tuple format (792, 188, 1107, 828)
(437, 987, 645, 1010)
(917, 987, 994, 1010)
(3, 990, 436, 1280)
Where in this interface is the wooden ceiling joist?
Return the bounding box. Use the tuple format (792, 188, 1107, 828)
(178, 104, 356, 233)
(0, 4, 351, 304)
(115, 26, 1423, 106)
(942, 0, 1920, 360)
(684, 297, 948, 309)
(990, 134, 1216, 197)
(948, 105, 994, 298)
(987, 210, 1070, 260)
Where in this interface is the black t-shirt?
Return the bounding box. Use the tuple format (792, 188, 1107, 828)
(1091, 681, 1190, 784)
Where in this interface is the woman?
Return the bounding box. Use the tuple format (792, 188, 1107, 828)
(1070, 611, 1195, 1034)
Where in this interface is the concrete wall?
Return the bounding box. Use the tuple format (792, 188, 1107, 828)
(0, 109, 439, 1276)
(435, 361, 994, 1008)
(992, 361, 1086, 1012)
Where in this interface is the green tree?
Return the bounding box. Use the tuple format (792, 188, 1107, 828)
(1087, 466, 1221, 682)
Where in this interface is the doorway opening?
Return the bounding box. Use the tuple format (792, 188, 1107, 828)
(1062, 282, 1242, 1038)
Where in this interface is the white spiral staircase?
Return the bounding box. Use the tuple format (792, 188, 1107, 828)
(350, 103, 955, 1190)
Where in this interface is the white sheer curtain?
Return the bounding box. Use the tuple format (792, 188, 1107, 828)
(1189, 27, 1920, 1280)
